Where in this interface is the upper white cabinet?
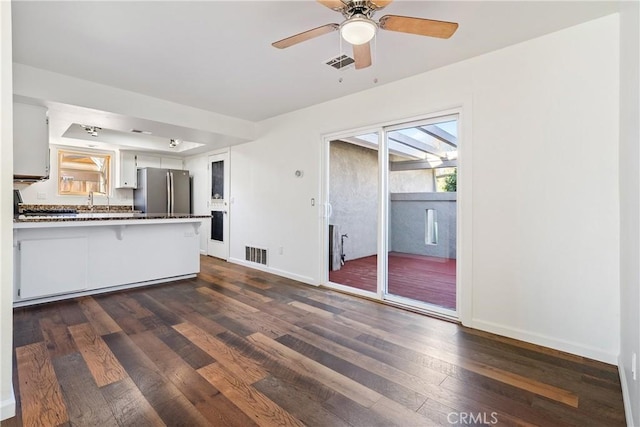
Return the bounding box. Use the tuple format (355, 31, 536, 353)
(160, 157, 183, 170)
(137, 154, 183, 170)
(116, 151, 137, 188)
(13, 103, 50, 182)
(136, 154, 162, 169)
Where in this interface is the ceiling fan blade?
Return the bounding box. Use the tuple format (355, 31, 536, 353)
(272, 23, 339, 49)
(379, 15, 459, 39)
(353, 42, 372, 70)
(316, 0, 347, 11)
(369, 0, 393, 9)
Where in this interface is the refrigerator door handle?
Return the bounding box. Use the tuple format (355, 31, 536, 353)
(166, 171, 172, 214)
(169, 171, 175, 214)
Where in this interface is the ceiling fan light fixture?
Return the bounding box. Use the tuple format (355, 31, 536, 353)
(340, 15, 377, 45)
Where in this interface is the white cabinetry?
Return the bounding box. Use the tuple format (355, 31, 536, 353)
(17, 237, 88, 298)
(13, 218, 202, 306)
(136, 154, 161, 169)
(160, 157, 183, 170)
(136, 154, 183, 170)
(116, 151, 137, 188)
(13, 103, 49, 181)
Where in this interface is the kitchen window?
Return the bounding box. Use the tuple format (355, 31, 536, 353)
(58, 149, 111, 195)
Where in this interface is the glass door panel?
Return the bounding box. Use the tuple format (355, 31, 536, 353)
(385, 116, 458, 312)
(327, 132, 379, 295)
(208, 152, 229, 260)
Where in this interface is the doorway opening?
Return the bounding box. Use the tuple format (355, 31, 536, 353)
(325, 113, 459, 318)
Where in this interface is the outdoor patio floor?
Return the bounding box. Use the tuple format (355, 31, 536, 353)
(328, 252, 457, 310)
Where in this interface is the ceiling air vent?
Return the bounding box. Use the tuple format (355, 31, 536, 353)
(130, 129, 152, 135)
(325, 54, 355, 70)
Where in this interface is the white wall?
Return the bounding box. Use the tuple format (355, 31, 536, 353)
(222, 15, 621, 363)
(469, 15, 620, 363)
(618, 1, 640, 425)
(0, 1, 15, 420)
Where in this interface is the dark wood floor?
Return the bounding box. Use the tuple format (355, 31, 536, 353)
(329, 252, 457, 309)
(6, 256, 624, 426)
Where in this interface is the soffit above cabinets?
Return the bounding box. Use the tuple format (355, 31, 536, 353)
(39, 101, 251, 157)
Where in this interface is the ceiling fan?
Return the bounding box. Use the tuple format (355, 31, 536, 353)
(272, 0, 458, 70)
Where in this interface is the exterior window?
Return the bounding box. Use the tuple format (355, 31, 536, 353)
(425, 209, 438, 245)
(58, 150, 111, 195)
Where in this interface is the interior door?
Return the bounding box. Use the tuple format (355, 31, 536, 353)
(207, 153, 230, 260)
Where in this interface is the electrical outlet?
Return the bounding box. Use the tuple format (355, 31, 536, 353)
(633, 353, 637, 381)
(278, 246, 284, 255)
(37, 192, 46, 200)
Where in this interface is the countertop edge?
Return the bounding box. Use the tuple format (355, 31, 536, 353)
(14, 215, 210, 229)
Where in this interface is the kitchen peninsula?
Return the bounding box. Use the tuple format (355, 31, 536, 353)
(13, 206, 209, 307)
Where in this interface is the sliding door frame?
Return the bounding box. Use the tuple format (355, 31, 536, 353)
(382, 113, 460, 319)
(321, 105, 471, 324)
(320, 125, 382, 300)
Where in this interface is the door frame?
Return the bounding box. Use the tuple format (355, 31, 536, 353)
(320, 106, 471, 323)
(207, 151, 230, 260)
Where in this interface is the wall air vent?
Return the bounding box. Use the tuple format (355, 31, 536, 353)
(325, 54, 355, 70)
(245, 246, 268, 266)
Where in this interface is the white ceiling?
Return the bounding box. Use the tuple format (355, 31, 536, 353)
(11, 0, 620, 154)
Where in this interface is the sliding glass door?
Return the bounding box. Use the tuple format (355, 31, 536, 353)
(384, 116, 458, 314)
(325, 113, 460, 318)
(327, 132, 379, 297)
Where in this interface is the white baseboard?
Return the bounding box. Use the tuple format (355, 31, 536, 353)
(618, 354, 636, 427)
(227, 258, 316, 286)
(0, 387, 16, 421)
(470, 318, 617, 365)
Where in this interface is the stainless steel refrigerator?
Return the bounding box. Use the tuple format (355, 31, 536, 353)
(134, 167, 191, 214)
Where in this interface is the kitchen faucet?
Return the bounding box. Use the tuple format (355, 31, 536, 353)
(88, 191, 94, 211)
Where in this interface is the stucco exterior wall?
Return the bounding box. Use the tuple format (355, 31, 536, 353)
(390, 193, 457, 259)
(329, 140, 378, 261)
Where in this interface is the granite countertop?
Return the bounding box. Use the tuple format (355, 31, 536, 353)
(14, 204, 210, 223)
(14, 213, 211, 223)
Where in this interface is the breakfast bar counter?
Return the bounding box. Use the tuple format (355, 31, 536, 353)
(13, 213, 209, 307)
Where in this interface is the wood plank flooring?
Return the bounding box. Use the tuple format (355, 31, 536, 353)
(5, 256, 624, 426)
(329, 252, 457, 309)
